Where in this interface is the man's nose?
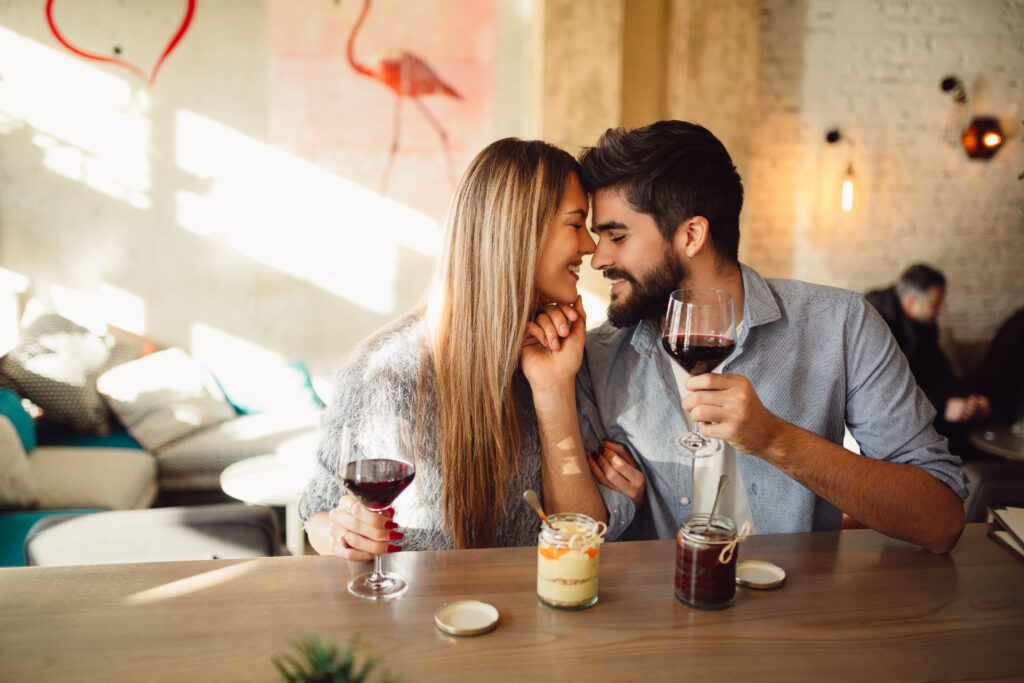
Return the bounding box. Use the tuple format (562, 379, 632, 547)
(589, 237, 610, 270)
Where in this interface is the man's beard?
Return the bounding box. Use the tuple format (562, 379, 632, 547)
(604, 246, 687, 328)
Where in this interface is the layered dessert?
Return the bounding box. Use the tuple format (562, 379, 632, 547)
(537, 517, 602, 610)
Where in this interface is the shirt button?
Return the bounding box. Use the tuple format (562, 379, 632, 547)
(680, 497, 690, 505)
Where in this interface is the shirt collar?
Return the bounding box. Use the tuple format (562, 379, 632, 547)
(629, 263, 781, 357)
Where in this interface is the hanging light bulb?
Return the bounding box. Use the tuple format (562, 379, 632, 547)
(841, 164, 854, 212)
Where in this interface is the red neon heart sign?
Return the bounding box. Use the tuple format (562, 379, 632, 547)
(45, 0, 196, 87)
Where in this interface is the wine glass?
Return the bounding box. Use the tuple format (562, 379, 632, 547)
(662, 287, 736, 457)
(338, 416, 416, 600)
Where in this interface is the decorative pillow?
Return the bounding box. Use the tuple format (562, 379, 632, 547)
(0, 415, 38, 509)
(0, 388, 35, 452)
(0, 314, 140, 435)
(96, 348, 237, 451)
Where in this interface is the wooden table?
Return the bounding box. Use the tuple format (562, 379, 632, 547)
(1, 524, 1022, 682)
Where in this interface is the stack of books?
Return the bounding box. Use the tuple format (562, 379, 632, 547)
(988, 506, 1024, 561)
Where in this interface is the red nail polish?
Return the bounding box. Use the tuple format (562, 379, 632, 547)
(389, 531, 404, 540)
(387, 544, 403, 553)
(602, 438, 612, 444)
(384, 520, 399, 529)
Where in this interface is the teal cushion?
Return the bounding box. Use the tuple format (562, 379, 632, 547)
(211, 360, 323, 415)
(0, 388, 35, 452)
(0, 508, 105, 566)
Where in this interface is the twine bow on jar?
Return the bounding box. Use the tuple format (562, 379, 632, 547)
(717, 519, 751, 564)
(568, 521, 607, 553)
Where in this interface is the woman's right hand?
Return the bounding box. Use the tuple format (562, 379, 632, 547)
(312, 496, 404, 560)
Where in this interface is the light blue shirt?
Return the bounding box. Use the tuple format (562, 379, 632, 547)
(579, 264, 968, 541)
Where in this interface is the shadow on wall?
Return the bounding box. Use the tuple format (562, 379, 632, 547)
(0, 22, 439, 365)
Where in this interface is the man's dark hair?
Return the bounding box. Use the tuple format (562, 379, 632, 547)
(578, 120, 744, 265)
(896, 263, 946, 299)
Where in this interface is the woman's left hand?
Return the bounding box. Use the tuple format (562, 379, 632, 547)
(521, 295, 587, 389)
(589, 439, 645, 510)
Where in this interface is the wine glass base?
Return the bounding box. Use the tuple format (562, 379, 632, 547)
(347, 571, 408, 600)
(667, 434, 717, 458)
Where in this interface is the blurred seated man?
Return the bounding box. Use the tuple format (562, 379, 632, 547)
(866, 264, 990, 454)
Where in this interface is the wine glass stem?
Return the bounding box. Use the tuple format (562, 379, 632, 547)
(370, 554, 385, 581)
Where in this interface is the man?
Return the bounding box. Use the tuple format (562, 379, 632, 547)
(570, 121, 966, 553)
(866, 265, 991, 452)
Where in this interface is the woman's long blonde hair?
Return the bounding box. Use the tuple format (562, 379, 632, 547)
(424, 138, 579, 548)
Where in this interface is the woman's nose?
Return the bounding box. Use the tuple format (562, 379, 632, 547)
(578, 228, 596, 255)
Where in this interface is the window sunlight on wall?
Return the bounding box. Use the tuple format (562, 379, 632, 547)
(175, 110, 441, 314)
(0, 26, 151, 209)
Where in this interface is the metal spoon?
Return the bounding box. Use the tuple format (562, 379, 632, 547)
(705, 474, 729, 531)
(523, 489, 554, 530)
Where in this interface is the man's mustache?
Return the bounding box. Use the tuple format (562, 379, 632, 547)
(602, 269, 636, 284)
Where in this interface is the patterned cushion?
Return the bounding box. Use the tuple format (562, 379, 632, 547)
(155, 410, 321, 490)
(0, 314, 140, 435)
(0, 415, 38, 509)
(96, 348, 237, 452)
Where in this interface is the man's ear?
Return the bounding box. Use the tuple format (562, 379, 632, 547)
(672, 216, 710, 258)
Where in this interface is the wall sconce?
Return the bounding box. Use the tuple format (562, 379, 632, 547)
(825, 129, 855, 212)
(961, 116, 1004, 159)
(940, 76, 1006, 160)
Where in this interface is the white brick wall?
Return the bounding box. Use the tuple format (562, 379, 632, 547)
(748, 0, 1024, 345)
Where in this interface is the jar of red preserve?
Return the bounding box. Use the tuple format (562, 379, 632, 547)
(675, 513, 738, 610)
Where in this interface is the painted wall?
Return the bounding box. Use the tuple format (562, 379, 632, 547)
(1, 0, 1021, 378)
(748, 0, 1024, 344)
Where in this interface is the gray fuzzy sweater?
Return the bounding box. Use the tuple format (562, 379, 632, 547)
(298, 312, 544, 549)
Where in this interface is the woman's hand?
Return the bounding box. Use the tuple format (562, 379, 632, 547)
(323, 496, 404, 560)
(589, 439, 645, 510)
(521, 296, 587, 391)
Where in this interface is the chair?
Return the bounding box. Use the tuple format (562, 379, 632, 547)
(24, 503, 287, 566)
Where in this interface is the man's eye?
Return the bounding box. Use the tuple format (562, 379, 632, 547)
(610, 235, 626, 243)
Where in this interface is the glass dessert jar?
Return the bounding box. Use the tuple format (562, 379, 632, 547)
(675, 513, 738, 610)
(537, 512, 606, 610)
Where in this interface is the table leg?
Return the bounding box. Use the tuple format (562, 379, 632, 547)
(285, 502, 305, 556)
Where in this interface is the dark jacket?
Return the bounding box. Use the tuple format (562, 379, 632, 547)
(865, 286, 966, 416)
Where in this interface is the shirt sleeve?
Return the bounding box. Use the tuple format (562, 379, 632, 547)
(575, 348, 636, 540)
(845, 298, 969, 500)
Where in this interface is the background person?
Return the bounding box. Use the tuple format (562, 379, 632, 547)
(866, 264, 991, 455)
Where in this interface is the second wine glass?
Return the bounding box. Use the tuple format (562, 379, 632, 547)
(661, 288, 736, 455)
(338, 416, 416, 600)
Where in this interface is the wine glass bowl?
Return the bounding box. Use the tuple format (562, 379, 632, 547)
(338, 417, 416, 600)
(662, 288, 736, 455)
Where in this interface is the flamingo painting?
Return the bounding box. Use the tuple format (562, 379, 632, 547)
(342, 0, 463, 194)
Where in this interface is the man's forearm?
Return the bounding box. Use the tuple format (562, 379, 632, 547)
(759, 420, 965, 553)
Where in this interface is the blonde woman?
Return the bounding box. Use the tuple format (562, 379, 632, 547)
(300, 138, 638, 556)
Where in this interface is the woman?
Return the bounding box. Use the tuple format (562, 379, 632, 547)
(300, 138, 635, 557)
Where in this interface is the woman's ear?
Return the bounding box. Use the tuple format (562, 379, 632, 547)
(673, 216, 710, 258)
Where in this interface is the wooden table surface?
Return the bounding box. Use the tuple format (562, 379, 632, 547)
(1, 524, 1022, 682)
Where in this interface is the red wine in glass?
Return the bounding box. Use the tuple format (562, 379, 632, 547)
(662, 288, 736, 457)
(337, 420, 416, 600)
(343, 459, 415, 510)
(662, 334, 736, 376)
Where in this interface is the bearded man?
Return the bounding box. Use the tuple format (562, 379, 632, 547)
(569, 120, 966, 553)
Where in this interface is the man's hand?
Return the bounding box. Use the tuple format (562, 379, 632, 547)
(521, 296, 586, 392)
(945, 394, 992, 423)
(589, 439, 645, 509)
(681, 372, 786, 457)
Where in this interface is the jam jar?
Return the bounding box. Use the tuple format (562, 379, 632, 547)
(675, 513, 738, 610)
(537, 512, 605, 610)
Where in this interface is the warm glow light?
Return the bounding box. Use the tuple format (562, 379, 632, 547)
(174, 110, 441, 313)
(841, 178, 854, 212)
(982, 132, 1002, 148)
(0, 26, 151, 208)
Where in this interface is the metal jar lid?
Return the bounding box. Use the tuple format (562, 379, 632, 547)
(735, 560, 786, 589)
(434, 600, 500, 636)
